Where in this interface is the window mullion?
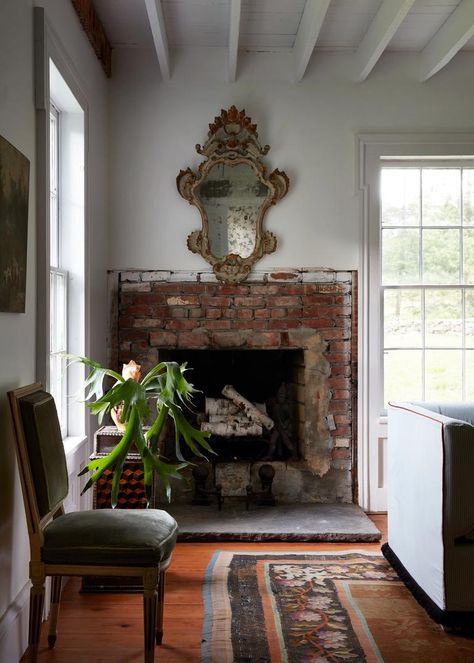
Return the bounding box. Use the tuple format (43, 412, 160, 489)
(420, 168, 425, 400)
(421, 288, 426, 400)
(462, 289, 466, 399)
(461, 169, 466, 399)
(419, 168, 423, 286)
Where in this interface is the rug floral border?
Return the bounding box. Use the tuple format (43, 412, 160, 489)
(202, 550, 394, 663)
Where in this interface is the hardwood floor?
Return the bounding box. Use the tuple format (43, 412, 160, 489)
(25, 515, 386, 663)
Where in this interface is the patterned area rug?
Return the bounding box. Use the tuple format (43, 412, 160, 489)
(201, 551, 474, 663)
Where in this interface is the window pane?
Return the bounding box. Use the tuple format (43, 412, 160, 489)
(384, 289, 422, 348)
(50, 269, 67, 435)
(463, 169, 474, 226)
(464, 229, 474, 284)
(49, 353, 66, 430)
(381, 169, 420, 226)
(382, 228, 420, 285)
(422, 169, 461, 226)
(384, 350, 422, 405)
(49, 109, 59, 268)
(425, 289, 462, 348)
(425, 350, 462, 400)
(466, 350, 474, 399)
(466, 291, 474, 347)
(50, 270, 67, 353)
(422, 229, 460, 284)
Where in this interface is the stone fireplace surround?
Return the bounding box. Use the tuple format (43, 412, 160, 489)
(109, 269, 357, 504)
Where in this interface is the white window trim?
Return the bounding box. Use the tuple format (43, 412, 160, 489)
(35, 8, 91, 461)
(357, 133, 474, 512)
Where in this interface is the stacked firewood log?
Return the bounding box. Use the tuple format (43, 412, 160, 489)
(200, 384, 274, 437)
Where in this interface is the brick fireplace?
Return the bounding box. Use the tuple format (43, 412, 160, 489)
(108, 269, 357, 504)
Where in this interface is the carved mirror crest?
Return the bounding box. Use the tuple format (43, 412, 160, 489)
(177, 106, 289, 283)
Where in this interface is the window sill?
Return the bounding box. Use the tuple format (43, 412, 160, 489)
(63, 435, 88, 459)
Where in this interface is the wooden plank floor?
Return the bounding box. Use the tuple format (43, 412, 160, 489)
(25, 515, 386, 663)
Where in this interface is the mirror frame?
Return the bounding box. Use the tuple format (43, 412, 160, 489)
(177, 106, 289, 283)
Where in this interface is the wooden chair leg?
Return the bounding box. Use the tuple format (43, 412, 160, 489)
(28, 572, 45, 663)
(48, 575, 62, 648)
(143, 569, 159, 663)
(156, 570, 166, 645)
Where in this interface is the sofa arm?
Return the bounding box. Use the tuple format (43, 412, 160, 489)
(389, 402, 474, 542)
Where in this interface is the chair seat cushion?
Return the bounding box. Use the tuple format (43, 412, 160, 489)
(42, 509, 178, 566)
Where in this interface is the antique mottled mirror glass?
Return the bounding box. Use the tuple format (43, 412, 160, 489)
(177, 106, 289, 283)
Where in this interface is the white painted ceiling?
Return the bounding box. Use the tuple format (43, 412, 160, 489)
(92, 0, 474, 81)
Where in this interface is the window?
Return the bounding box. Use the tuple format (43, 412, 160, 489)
(359, 135, 474, 511)
(381, 165, 474, 406)
(46, 60, 86, 441)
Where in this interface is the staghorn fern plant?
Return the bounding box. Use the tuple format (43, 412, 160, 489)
(69, 356, 212, 507)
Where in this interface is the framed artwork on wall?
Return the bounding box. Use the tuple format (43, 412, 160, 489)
(0, 135, 30, 313)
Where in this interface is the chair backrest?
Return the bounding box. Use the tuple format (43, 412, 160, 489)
(8, 384, 69, 534)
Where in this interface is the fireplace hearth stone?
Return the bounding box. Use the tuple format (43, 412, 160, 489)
(157, 503, 381, 542)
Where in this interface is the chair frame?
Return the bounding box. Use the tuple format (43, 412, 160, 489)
(8, 383, 172, 663)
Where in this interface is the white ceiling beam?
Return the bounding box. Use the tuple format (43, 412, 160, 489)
(293, 0, 331, 82)
(144, 0, 170, 81)
(354, 0, 416, 83)
(420, 0, 474, 81)
(228, 0, 242, 83)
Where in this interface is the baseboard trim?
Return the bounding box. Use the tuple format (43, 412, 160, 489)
(0, 581, 29, 662)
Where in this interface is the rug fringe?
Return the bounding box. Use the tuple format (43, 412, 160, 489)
(382, 542, 474, 630)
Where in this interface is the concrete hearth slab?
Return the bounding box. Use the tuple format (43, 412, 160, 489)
(159, 503, 381, 542)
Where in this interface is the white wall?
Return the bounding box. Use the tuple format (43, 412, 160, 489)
(0, 2, 109, 660)
(108, 47, 474, 271)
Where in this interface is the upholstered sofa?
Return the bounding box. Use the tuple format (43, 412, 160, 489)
(384, 401, 474, 626)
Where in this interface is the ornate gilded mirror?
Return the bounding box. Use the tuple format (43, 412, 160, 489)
(177, 106, 289, 283)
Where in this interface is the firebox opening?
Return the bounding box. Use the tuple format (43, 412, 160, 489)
(158, 348, 304, 462)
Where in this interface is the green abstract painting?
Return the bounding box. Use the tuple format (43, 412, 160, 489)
(0, 135, 30, 313)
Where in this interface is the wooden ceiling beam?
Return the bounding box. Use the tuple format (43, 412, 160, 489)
(71, 0, 112, 77)
(293, 0, 331, 82)
(420, 0, 474, 81)
(144, 0, 171, 81)
(228, 0, 242, 83)
(354, 0, 416, 82)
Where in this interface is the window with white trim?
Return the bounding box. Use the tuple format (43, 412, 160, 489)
(47, 60, 86, 441)
(359, 136, 474, 512)
(381, 164, 474, 406)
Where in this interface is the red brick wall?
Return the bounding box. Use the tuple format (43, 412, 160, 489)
(110, 269, 357, 502)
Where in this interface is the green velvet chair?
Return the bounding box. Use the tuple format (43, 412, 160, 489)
(8, 383, 178, 663)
